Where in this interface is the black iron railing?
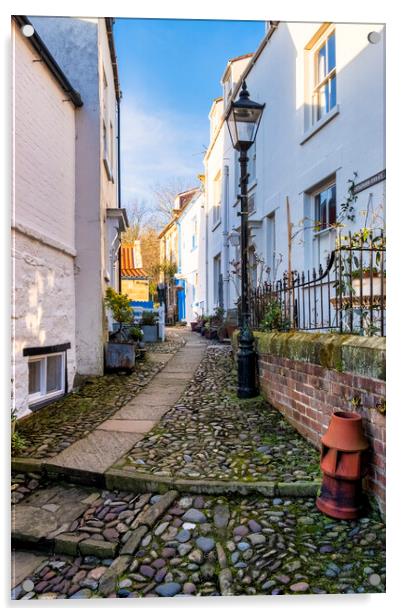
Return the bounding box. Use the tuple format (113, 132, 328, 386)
(246, 231, 386, 337)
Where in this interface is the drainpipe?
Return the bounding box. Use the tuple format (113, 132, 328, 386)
(222, 165, 230, 312)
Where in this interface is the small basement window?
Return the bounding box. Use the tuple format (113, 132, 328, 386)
(28, 352, 65, 405)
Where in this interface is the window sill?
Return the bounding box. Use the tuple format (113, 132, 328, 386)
(29, 391, 65, 411)
(313, 226, 337, 238)
(300, 104, 340, 145)
(212, 219, 222, 232)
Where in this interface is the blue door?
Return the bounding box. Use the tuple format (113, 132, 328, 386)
(176, 279, 186, 321)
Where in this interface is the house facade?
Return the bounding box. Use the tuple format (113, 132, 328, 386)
(12, 16, 126, 417)
(203, 21, 386, 315)
(174, 182, 206, 323)
(12, 17, 81, 416)
(158, 188, 200, 323)
(29, 16, 127, 377)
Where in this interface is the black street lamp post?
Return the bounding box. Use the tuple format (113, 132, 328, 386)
(226, 82, 265, 398)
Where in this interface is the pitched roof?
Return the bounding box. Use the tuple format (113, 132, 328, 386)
(13, 15, 83, 107)
(121, 245, 149, 279)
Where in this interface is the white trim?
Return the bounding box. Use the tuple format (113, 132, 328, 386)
(300, 104, 340, 145)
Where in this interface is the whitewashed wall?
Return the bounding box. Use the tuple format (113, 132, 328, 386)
(30, 17, 121, 376)
(176, 190, 205, 322)
(12, 23, 77, 416)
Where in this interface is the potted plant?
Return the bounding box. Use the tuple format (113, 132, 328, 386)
(104, 287, 135, 373)
(140, 310, 158, 342)
(351, 267, 386, 298)
(260, 298, 291, 332)
(129, 325, 145, 348)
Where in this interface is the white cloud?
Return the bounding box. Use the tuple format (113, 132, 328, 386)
(120, 96, 208, 207)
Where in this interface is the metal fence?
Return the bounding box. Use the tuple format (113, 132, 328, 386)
(247, 231, 386, 337)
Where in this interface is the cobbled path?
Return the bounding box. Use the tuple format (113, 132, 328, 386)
(12, 483, 385, 599)
(16, 333, 185, 459)
(118, 345, 321, 482)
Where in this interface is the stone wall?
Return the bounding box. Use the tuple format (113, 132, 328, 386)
(236, 331, 386, 514)
(12, 230, 76, 416)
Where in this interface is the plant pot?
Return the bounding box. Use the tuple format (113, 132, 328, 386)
(226, 324, 237, 340)
(105, 342, 135, 373)
(352, 273, 386, 300)
(200, 327, 206, 336)
(190, 321, 198, 332)
(316, 411, 370, 520)
(142, 324, 158, 342)
(218, 327, 228, 342)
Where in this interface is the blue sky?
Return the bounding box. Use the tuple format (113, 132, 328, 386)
(114, 18, 265, 208)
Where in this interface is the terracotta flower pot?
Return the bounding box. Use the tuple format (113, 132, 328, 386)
(316, 411, 370, 520)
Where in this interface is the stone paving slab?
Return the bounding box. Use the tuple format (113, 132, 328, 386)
(96, 419, 157, 434)
(112, 404, 171, 421)
(12, 550, 46, 589)
(12, 484, 98, 547)
(46, 430, 145, 475)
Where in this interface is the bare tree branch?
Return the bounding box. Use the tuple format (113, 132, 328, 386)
(149, 176, 195, 226)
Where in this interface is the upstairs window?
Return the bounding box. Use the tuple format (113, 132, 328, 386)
(248, 142, 257, 185)
(313, 30, 336, 123)
(212, 171, 222, 226)
(191, 216, 198, 250)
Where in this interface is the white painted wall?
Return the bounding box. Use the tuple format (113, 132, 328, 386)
(30, 17, 122, 376)
(12, 22, 77, 416)
(204, 22, 385, 313)
(176, 189, 205, 322)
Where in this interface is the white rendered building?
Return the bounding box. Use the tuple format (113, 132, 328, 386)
(204, 22, 385, 315)
(12, 16, 127, 417)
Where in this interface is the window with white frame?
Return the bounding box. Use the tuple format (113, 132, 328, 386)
(234, 150, 240, 204)
(311, 180, 337, 268)
(312, 29, 336, 124)
(212, 171, 221, 225)
(213, 253, 221, 305)
(248, 141, 257, 184)
(28, 353, 65, 405)
(248, 192, 256, 215)
(223, 78, 232, 108)
(191, 216, 198, 250)
(313, 182, 336, 231)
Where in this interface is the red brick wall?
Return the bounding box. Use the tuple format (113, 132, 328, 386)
(258, 353, 386, 514)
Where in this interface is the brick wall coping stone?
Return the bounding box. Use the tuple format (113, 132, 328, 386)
(233, 331, 385, 381)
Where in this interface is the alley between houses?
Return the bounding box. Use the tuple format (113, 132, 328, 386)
(11, 330, 385, 599)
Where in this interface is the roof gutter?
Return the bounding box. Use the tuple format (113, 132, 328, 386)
(13, 15, 83, 107)
(105, 17, 121, 102)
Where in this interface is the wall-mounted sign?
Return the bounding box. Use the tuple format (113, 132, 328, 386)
(353, 170, 386, 195)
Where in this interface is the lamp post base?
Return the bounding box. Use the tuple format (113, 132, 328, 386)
(237, 327, 258, 399)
